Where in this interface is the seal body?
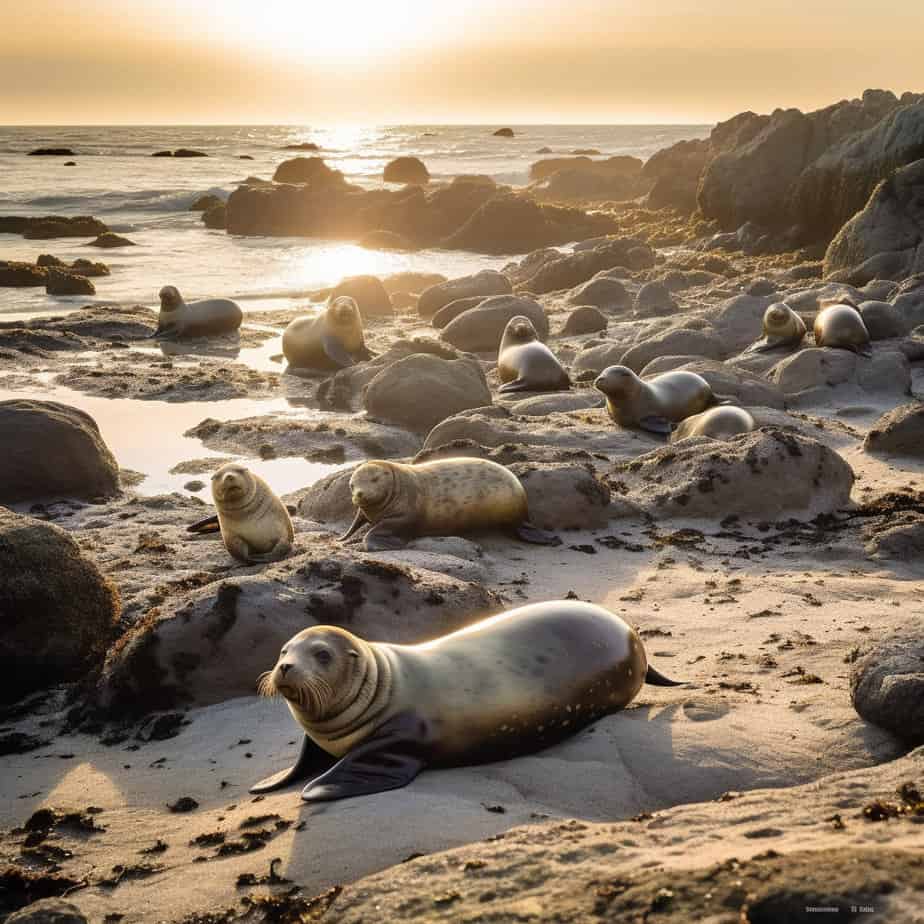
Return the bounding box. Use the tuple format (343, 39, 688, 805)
(497, 315, 570, 393)
(156, 285, 242, 338)
(594, 365, 714, 434)
(253, 600, 680, 801)
(282, 296, 371, 370)
(670, 405, 756, 443)
(813, 304, 872, 355)
(210, 463, 293, 563)
(748, 303, 807, 352)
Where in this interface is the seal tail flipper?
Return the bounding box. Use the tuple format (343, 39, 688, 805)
(338, 509, 368, 542)
(645, 665, 685, 686)
(638, 415, 673, 435)
(187, 514, 221, 534)
(498, 378, 533, 394)
(514, 522, 562, 546)
(250, 735, 336, 794)
(301, 712, 426, 803)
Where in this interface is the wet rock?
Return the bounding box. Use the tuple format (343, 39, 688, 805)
(561, 305, 608, 335)
(417, 270, 511, 319)
(329, 274, 393, 318)
(174, 149, 207, 157)
(202, 204, 226, 230)
(0, 508, 120, 704)
(296, 467, 356, 528)
(0, 400, 120, 503)
(44, 270, 95, 297)
(510, 463, 611, 529)
(89, 232, 135, 248)
(383, 157, 429, 185)
(28, 148, 76, 156)
(864, 403, 924, 457)
(190, 194, 223, 212)
(14, 215, 108, 240)
(620, 329, 727, 373)
(0, 261, 47, 287)
(493, 128, 514, 137)
(440, 295, 548, 353)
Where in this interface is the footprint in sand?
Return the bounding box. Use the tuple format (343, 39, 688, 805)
(682, 701, 731, 722)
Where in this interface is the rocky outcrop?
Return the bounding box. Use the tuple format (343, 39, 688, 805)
(439, 295, 548, 352)
(89, 232, 135, 248)
(383, 156, 429, 184)
(863, 403, 924, 456)
(189, 194, 223, 212)
(493, 128, 514, 137)
(0, 215, 108, 240)
(0, 508, 120, 704)
(771, 348, 910, 398)
(641, 138, 711, 213)
(530, 155, 645, 201)
(561, 305, 608, 335)
(44, 269, 95, 296)
(510, 462, 611, 529)
(0, 261, 47, 287)
(272, 156, 346, 185)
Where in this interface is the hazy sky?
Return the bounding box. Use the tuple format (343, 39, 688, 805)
(3, 0, 922, 124)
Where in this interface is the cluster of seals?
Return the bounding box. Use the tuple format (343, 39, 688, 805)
(282, 296, 372, 371)
(155, 285, 243, 338)
(594, 365, 715, 434)
(497, 315, 570, 393)
(188, 462, 293, 564)
(670, 405, 756, 443)
(747, 303, 807, 353)
(814, 303, 872, 356)
(339, 458, 559, 550)
(251, 600, 682, 801)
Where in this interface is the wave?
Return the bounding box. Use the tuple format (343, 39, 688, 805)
(4, 186, 231, 215)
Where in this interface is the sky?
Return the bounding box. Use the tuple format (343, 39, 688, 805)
(3, 0, 923, 125)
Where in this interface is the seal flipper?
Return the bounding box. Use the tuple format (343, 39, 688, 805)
(355, 344, 375, 362)
(638, 415, 673, 435)
(645, 665, 685, 686)
(187, 514, 221, 534)
(854, 343, 873, 358)
(514, 522, 562, 546)
(338, 509, 369, 542)
(301, 712, 426, 803)
(498, 378, 534, 394)
(250, 735, 335, 794)
(320, 333, 356, 369)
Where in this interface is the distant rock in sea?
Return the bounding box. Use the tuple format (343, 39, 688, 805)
(28, 147, 75, 156)
(89, 232, 136, 248)
(493, 127, 515, 137)
(0, 215, 108, 240)
(572, 148, 601, 155)
(202, 204, 227, 230)
(239, 154, 254, 159)
(536, 146, 553, 154)
(64, 161, 76, 166)
(45, 268, 95, 296)
(189, 193, 224, 212)
(151, 149, 208, 157)
(283, 141, 320, 151)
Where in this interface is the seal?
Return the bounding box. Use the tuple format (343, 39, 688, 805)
(251, 599, 683, 801)
(282, 296, 373, 371)
(594, 365, 715, 434)
(813, 303, 872, 356)
(497, 315, 570, 393)
(155, 285, 243, 338)
(747, 302, 807, 353)
(187, 462, 293, 563)
(338, 458, 560, 550)
(669, 405, 756, 443)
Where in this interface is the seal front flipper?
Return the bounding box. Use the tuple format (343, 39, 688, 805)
(301, 712, 426, 803)
(645, 665, 685, 686)
(187, 514, 221, 534)
(320, 333, 356, 369)
(338, 509, 369, 542)
(355, 344, 375, 361)
(498, 378, 534, 394)
(639, 415, 673, 435)
(514, 522, 562, 546)
(250, 735, 335, 794)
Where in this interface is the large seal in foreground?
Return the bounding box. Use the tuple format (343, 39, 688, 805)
(497, 315, 570, 393)
(339, 458, 559, 550)
(155, 285, 243, 338)
(747, 302, 807, 353)
(594, 365, 715, 434)
(813, 303, 872, 356)
(282, 296, 372, 371)
(670, 405, 756, 443)
(252, 600, 682, 801)
(187, 463, 293, 563)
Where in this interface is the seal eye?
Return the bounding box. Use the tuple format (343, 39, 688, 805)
(315, 649, 332, 667)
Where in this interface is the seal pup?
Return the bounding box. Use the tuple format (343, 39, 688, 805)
(282, 296, 373, 371)
(594, 365, 715, 434)
(497, 315, 570, 393)
(813, 303, 872, 356)
(155, 285, 243, 338)
(670, 405, 756, 443)
(338, 458, 559, 550)
(747, 303, 807, 353)
(187, 463, 293, 563)
(251, 600, 683, 800)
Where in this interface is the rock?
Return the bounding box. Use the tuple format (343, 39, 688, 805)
(190, 194, 223, 212)
(0, 400, 120, 503)
(891, 275, 924, 328)
(859, 300, 908, 339)
(173, 149, 207, 157)
(513, 238, 653, 293)
(0, 508, 120, 704)
(383, 156, 429, 184)
(0, 261, 47, 287)
(89, 232, 135, 248)
(531, 156, 645, 201)
(620, 329, 727, 373)
(866, 518, 924, 560)
(363, 353, 492, 433)
(297, 467, 356, 527)
(6, 900, 88, 924)
(641, 138, 711, 213)
(493, 128, 514, 137)
(530, 154, 642, 183)
(771, 348, 857, 395)
(561, 305, 608, 335)
(712, 294, 776, 354)
(510, 463, 610, 529)
(238, 154, 254, 160)
(614, 429, 854, 520)
(850, 624, 924, 745)
(856, 350, 911, 394)
(95, 553, 500, 713)
(16, 216, 108, 240)
(535, 147, 552, 154)
(565, 275, 630, 311)
(382, 271, 447, 295)
(44, 269, 95, 296)
(417, 270, 511, 319)
(272, 156, 346, 185)
(571, 340, 632, 375)
(151, 150, 173, 157)
(283, 141, 320, 151)
(633, 280, 678, 318)
(431, 297, 488, 330)
(202, 204, 226, 230)
(329, 275, 393, 318)
(28, 148, 75, 156)
(864, 403, 924, 456)
(440, 295, 548, 352)
(506, 392, 602, 416)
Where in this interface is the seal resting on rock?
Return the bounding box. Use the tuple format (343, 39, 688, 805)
(747, 303, 807, 353)
(282, 296, 372, 371)
(187, 463, 293, 563)
(251, 600, 682, 801)
(669, 405, 756, 443)
(594, 365, 716, 434)
(497, 315, 570, 394)
(813, 303, 872, 356)
(339, 458, 560, 550)
(155, 285, 243, 338)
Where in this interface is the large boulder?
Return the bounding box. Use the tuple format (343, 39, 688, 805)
(44, 269, 95, 296)
(620, 328, 727, 372)
(272, 156, 346, 186)
(633, 280, 677, 317)
(440, 295, 548, 352)
(514, 239, 654, 293)
(863, 403, 924, 456)
(329, 275, 393, 318)
(0, 401, 120, 503)
(510, 462, 611, 529)
(0, 508, 120, 703)
(850, 624, 924, 745)
(383, 156, 429, 185)
(771, 348, 911, 398)
(561, 305, 608, 335)
(417, 270, 511, 319)
(571, 340, 633, 375)
(641, 138, 711, 213)
(363, 353, 492, 433)
(529, 155, 642, 183)
(0, 261, 47, 287)
(712, 293, 776, 354)
(565, 275, 630, 311)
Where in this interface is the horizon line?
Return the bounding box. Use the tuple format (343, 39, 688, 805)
(0, 121, 717, 129)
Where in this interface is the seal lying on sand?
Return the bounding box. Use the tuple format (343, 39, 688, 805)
(252, 600, 682, 801)
(282, 296, 373, 370)
(670, 405, 756, 443)
(339, 458, 560, 550)
(154, 285, 243, 338)
(497, 315, 570, 393)
(747, 303, 807, 353)
(187, 463, 293, 563)
(594, 365, 716, 434)
(813, 304, 872, 356)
